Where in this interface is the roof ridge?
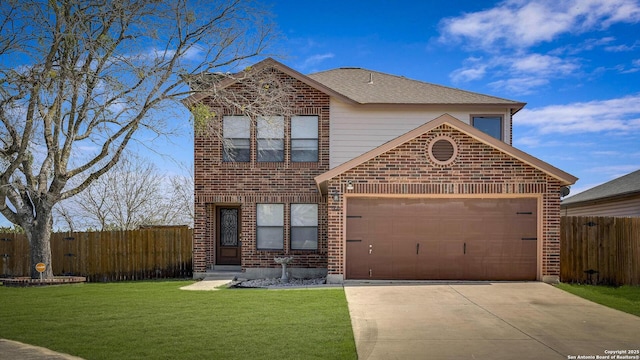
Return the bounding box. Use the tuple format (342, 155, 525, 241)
(308, 67, 525, 107)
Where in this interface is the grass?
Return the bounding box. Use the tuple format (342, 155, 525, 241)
(556, 283, 640, 317)
(0, 281, 357, 360)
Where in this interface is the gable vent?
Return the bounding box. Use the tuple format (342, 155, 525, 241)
(427, 136, 457, 166)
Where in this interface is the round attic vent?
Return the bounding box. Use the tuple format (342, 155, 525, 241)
(428, 136, 457, 166)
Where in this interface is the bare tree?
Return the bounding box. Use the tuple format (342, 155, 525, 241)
(55, 154, 191, 231)
(168, 163, 194, 227)
(185, 61, 298, 149)
(0, 0, 276, 278)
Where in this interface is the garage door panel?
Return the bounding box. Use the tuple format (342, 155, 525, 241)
(345, 213, 368, 279)
(346, 240, 369, 279)
(346, 197, 538, 281)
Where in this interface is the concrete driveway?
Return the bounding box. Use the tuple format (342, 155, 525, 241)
(344, 282, 640, 360)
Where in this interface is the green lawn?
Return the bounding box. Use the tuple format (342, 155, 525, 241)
(556, 283, 640, 317)
(0, 281, 357, 360)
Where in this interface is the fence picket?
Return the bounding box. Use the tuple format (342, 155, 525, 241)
(0, 227, 192, 281)
(560, 216, 639, 286)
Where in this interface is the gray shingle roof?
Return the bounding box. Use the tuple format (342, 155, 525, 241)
(307, 67, 525, 108)
(562, 169, 640, 205)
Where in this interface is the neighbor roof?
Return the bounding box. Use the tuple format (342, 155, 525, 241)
(314, 114, 577, 193)
(561, 169, 640, 206)
(308, 67, 526, 111)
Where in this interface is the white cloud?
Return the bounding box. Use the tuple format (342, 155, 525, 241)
(441, 1, 640, 94)
(439, 0, 640, 50)
(604, 40, 640, 52)
(515, 94, 640, 134)
(515, 136, 542, 147)
(510, 54, 579, 75)
(450, 64, 487, 82)
(299, 53, 334, 70)
(590, 150, 619, 156)
(488, 76, 549, 95)
(180, 45, 205, 61)
(450, 53, 579, 93)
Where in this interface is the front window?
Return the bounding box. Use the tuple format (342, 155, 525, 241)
(290, 204, 318, 250)
(472, 116, 503, 140)
(257, 116, 284, 162)
(291, 115, 318, 162)
(222, 116, 250, 162)
(256, 204, 284, 250)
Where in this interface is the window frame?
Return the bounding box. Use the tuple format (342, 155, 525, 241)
(471, 115, 503, 141)
(256, 203, 284, 250)
(222, 115, 251, 162)
(290, 203, 319, 251)
(290, 115, 319, 162)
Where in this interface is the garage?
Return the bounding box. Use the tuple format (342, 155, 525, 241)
(345, 197, 538, 280)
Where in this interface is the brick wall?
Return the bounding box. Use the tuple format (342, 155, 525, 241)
(193, 67, 563, 279)
(193, 68, 330, 273)
(324, 124, 562, 279)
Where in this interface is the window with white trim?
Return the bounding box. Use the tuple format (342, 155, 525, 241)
(222, 116, 250, 162)
(290, 204, 318, 250)
(256, 204, 284, 250)
(291, 115, 318, 162)
(257, 116, 284, 162)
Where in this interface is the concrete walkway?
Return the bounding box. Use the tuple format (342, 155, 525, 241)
(344, 282, 640, 360)
(179, 279, 233, 290)
(179, 271, 240, 291)
(0, 339, 84, 360)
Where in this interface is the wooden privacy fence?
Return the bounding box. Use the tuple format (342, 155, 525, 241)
(561, 216, 640, 286)
(0, 227, 192, 282)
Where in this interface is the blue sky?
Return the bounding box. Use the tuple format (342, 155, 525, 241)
(3, 0, 639, 229)
(256, 0, 640, 196)
(102, 0, 640, 197)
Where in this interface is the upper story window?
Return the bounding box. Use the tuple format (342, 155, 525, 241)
(222, 116, 250, 162)
(257, 116, 285, 162)
(472, 115, 503, 140)
(291, 115, 318, 162)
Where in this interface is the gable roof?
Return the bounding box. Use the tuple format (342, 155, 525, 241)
(183, 58, 526, 112)
(308, 68, 526, 112)
(314, 114, 577, 193)
(561, 169, 640, 206)
(182, 58, 356, 107)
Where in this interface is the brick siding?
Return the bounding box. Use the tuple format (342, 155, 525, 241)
(324, 125, 562, 278)
(193, 69, 330, 272)
(193, 67, 562, 279)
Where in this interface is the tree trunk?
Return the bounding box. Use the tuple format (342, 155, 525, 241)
(26, 213, 54, 279)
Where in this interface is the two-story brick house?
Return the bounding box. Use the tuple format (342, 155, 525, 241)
(185, 58, 577, 283)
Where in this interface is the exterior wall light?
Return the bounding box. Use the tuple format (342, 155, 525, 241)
(346, 180, 354, 190)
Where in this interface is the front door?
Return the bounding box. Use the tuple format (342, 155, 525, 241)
(216, 206, 241, 265)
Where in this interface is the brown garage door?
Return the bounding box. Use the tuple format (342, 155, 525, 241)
(346, 198, 537, 280)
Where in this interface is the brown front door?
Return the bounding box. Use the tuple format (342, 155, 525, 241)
(216, 206, 241, 265)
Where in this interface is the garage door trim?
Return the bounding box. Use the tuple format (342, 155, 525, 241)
(342, 193, 543, 281)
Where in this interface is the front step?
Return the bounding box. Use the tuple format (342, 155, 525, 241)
(203, 266, 242, 280)
(212, 265, 241, 271)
